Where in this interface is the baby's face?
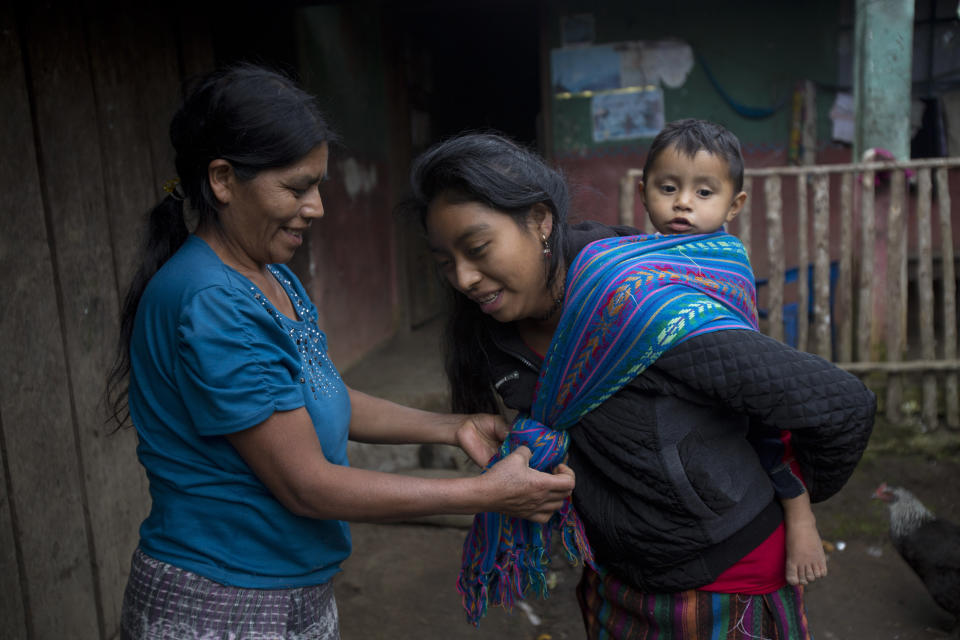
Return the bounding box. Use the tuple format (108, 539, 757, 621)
(640, 145, 745, 235)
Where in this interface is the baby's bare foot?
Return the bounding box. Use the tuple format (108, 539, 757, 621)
(785, 518, 827, 586)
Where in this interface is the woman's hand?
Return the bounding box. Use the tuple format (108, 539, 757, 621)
(230, 409, 571, 522)
(479, 446, 575, 522)
(456, 413, 510, 467)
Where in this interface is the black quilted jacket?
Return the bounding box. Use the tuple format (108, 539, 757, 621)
(484, 224, 877, 592)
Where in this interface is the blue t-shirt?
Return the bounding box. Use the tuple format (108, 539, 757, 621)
(129, 235, 352, 588)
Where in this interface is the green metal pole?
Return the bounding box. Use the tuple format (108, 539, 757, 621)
(853, 0, 914, 162)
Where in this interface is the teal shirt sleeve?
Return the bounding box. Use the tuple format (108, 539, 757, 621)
(175, 285, 305, 435)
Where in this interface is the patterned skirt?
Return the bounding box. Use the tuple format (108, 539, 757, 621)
(576, 566, 811, 640)
(121, 548, 340, 640)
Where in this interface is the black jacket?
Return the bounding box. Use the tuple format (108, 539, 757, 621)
(484, 223, 877, 592)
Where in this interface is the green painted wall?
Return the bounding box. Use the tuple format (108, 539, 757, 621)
(546, 0, 844, 155)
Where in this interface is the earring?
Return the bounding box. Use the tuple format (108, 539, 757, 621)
(541, 233, 551, 257)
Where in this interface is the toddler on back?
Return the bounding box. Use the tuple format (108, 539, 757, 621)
(638, 118, 828, 587)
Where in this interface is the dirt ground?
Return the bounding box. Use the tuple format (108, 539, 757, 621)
(334, 425, 960, 640)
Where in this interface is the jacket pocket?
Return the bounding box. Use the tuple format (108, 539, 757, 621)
(676, 424, 765, 514)
(660, 442, 720, 519)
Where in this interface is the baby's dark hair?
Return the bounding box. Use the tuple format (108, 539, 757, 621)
(642, 118, 744, 193)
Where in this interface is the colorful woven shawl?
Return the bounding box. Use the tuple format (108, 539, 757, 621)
(457, 230, 759, 625)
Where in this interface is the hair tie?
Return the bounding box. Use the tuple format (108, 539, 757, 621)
(162, 178, 185, 202)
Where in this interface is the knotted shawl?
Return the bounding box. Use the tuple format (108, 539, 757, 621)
(458, 230, 760, 625)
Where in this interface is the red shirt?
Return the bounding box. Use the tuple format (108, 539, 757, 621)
(699, 524, 787, 594)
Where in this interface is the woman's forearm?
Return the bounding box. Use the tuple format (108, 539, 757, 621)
(288, 450, 571, 523)
(226, 407, 572, 523)
(346, 387, 460, 446)
(288, 463, 486, 521)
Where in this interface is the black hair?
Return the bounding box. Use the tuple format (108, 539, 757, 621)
(403, 132, 570, 413)
(642, 118, 745, 193)
(106, 63, 336, 427)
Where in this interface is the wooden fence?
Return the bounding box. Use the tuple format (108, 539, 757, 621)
(619, 158, 960, 430)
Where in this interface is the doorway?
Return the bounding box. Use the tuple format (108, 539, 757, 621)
(387, 1, 543, 327)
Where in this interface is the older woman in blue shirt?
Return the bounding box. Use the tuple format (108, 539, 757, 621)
(107, 63, 574, 640)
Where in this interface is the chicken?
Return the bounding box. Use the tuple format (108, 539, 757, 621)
(874, 483, 960, 634)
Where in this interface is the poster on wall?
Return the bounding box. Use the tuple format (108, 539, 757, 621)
(552, 39, 691, 141)
(592, 88, 664, 142)
(551, 44, 621, 94)
(551, 39, 693, 96)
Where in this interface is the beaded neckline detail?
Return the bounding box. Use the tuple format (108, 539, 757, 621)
(246, 266, 343, 400)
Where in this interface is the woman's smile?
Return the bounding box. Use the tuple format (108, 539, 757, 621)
(281, 225, 307, 247)
(475, 290, 503, 313)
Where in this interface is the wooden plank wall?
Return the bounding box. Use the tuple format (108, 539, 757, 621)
(0, 5, 212, 638)
(0, 8, 64, 638)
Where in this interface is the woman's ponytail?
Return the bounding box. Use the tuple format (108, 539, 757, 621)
(106, 194, 189, 428)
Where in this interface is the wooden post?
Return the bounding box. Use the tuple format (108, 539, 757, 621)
(837, 173, 854, 362)
(765, 176, 785, 342)
(813, 174, 832, 360)
(885, 170, 906, 422)
(900, 176, 910, 362)
(916, 169, 937, 429)
(740, 176, 752, 258)
(852, 0, 915, 162)
(936, 168, 959, 428)
(796, 174, 809, 351)
(858, 170, 876, 361)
